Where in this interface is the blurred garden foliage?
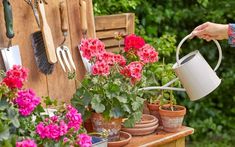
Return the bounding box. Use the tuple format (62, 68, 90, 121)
(93, 0, 235, 146)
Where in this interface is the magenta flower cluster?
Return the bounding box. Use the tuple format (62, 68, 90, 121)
(76, 134, 92, 147)
(14, 89, 40, 116)
(16, 139, 37, 147)
(66, 105, 83, 131)
(36, 105, 90, 146)
(36, 118, 68, 140)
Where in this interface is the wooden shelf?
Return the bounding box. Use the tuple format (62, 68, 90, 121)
(126, 126, 194, 147)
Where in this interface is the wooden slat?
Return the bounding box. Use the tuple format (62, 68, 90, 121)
(126, 13, 135, 34)
(106, 46, 124, 53)
(87, 0, 96, 38)
(94, 13, 135, 53)
(175, 137, 185, 147)
(96, 28, 126, 39)
(95, 14, 128, 31)
(45, 1, 76, 103)
(66, 0, 86, 88)
(101, 38, 124, 48)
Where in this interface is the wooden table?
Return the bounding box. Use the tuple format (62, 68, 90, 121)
(125, 126, 194, 147)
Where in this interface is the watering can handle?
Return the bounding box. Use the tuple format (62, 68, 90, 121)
(176, 33, 222, 71)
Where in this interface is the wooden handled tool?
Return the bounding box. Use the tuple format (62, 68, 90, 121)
(80, 0, 87, 36)
(37, 0, 57, 64)
(59, 1, 68, 37)
(2, 0, 14, 39)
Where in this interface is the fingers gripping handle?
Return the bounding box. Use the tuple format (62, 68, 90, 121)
(176, 33, 222, 71)
(2, 0, 14, 39)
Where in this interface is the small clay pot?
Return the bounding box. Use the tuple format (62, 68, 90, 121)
(159, 105, 186, 132)
(147, 103, 163, 126)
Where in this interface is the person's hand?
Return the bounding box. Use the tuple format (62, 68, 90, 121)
(191, 22, 228, 41)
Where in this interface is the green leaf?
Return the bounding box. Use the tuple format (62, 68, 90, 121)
(116, 95, 127, 103)
(110, 107, 123, 118)
(123, 116, 135, 128)
(91, 96, 105, 113)
(0, 98, 9, 111)
(122, 104, 131, 113)
(11, 118, 20, 128)
(0, 124, 10, 141)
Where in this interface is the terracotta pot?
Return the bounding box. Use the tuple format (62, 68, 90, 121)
(147, 103, 163, 126)
(159, 105, 186, 132)
(84, 118, 93, 133)
(90, 113, 122, 141)
(108, 131, 132, 147)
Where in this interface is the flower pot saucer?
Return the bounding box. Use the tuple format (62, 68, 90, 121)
(121, 124, 159, 136)
(136, 114, 157, 124)
(108, 131, 132, 147)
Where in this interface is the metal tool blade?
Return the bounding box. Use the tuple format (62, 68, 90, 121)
(1, 45, 22, 70)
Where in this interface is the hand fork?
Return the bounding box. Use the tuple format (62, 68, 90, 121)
(56, 0, 76, 72)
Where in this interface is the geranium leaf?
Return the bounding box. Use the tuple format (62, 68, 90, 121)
(91, 96, 105, 113)
(133, 111, 142, 122)
(116, 95, 127, 103)
(11, 118, 20, 128)
(0, 122, 10, 141)
(0, 98, 9, 111)
(123, 116, 135, 128)
(110, 107, 122, 118)
(132, 101, 141, 111)
(122, 104, 131, 113)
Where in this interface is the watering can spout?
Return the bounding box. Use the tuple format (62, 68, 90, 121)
(139, 33, 222, 101)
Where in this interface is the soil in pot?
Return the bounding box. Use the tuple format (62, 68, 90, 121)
(159, 105, 186, 132)
(147, 102, 163, 126)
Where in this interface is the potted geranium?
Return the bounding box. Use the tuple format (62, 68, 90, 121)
(0, 65, 93, 147)
(71, 34, 159, 141)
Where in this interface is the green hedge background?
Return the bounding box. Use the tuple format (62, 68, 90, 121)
(93, 0, 235, 146)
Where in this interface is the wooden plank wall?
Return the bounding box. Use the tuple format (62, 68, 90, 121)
(0, 0, 134, 103)
(95, 13, 135, 52)
(0, 0, 95, 103)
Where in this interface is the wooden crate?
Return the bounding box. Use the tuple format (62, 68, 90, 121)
(95, 13, 135, 52)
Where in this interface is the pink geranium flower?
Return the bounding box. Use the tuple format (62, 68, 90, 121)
(80, 38, 105, 60)
(14, 89, 40, 116)
(124, 34, 145, 52)
(66, 105, 83, 131)
(121, 61, 143, 83)
(2, 65, 28, 89)
(76, 134, 92, 147)
(137, 44, 159, 63)
(91, 60, 110, 76)
(16, 139, 37, 147)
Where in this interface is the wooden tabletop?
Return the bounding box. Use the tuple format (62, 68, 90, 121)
(125, 126, 194, 147)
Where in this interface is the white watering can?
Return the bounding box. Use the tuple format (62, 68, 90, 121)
(139, 33, 222, 101)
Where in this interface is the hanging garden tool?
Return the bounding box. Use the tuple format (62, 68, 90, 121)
(1, 0, 22, 71)
(25, 0, 57, 74)
(56, 0, 76, 72)
(78, 0, 92, 73)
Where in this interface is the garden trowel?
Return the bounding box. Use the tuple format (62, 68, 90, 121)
(1, 0, 22, 71)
